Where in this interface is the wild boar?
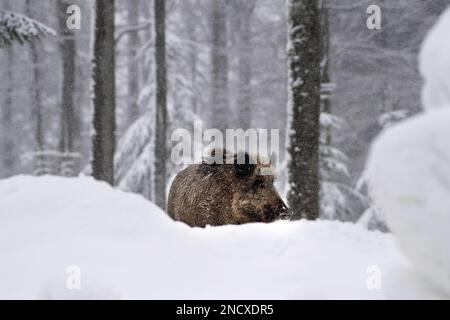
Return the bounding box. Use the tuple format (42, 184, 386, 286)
(167, 149, 289, 227)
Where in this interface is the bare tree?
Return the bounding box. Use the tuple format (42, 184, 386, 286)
(1, 48, 14, 176)
(0, 0, 14, 177)
(57, 0, 77, 176)
(181, 0, 199, 113)
(126, 0, 140, 128)
(92, 0, 116, 185)
(154, 0, 167, 210)
(25, 0, 46, 175)
(287, 0, 321, 220)
(233, 0, 256, 129)
(210, 0, 229, 131)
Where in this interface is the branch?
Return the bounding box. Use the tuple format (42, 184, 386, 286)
(0, 10, 56, 48)
(114, 21, 151, 45)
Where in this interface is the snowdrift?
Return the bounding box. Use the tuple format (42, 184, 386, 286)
(367, 109, 450, 298)
(0, 175, 421, 299)
(419, 8, 450, 111)
(367, 8, 450, 298)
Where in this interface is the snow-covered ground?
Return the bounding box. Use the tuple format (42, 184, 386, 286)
(0, 175, 445, 299)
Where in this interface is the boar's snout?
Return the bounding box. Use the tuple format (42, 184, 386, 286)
(277, 200, 291, 220)
(261, 196, 290, 222)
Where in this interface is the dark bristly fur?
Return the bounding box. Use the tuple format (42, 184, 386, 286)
(167, 149, 289, 227)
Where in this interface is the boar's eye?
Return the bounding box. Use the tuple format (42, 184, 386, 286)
(234, 163, 255, 178)
(253, 179, 264, 189)
(233, 152, 256, 178)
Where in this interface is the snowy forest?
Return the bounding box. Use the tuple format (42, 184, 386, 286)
(1, 0, 450, 300)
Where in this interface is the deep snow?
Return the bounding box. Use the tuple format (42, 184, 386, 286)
(367, 109, 450, 298)
(0, 175, 432, 299)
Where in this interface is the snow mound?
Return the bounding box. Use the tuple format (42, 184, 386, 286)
(367, 8, 450, 298)
(0, 175, 418, 299)
(419, 8, 450, 110)
(367, 109, 450, 297)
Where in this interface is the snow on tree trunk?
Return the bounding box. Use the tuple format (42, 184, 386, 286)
(287, 0, 321, 220)
(154, 0, 167, 210)
(320, 0, 331, 132)
(210, 0, 229, 131)
(92, 0, 116, 185)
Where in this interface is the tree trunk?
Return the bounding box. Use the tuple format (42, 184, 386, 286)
(126, 0, 140, 128)
(182, 0, 198, 113)
(236, 1, 255, 130)
(92, 0, 116, 185)
(1, 0, 14, 177)
(210, 0, 229, 131)
(26, 1, 44, 153)
(26, 0, 46, 175)
(57, 0, 79, 176)
(139, 0, 152, 103)
(57, 0, 76, 154)
(287, 0, 321, 220)
(154, 0, 167, 210)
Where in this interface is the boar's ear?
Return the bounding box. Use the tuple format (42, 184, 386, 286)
(204, 148, 231, 165)
(234, 152, 256, 178)
(199, 148, 229, 175)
